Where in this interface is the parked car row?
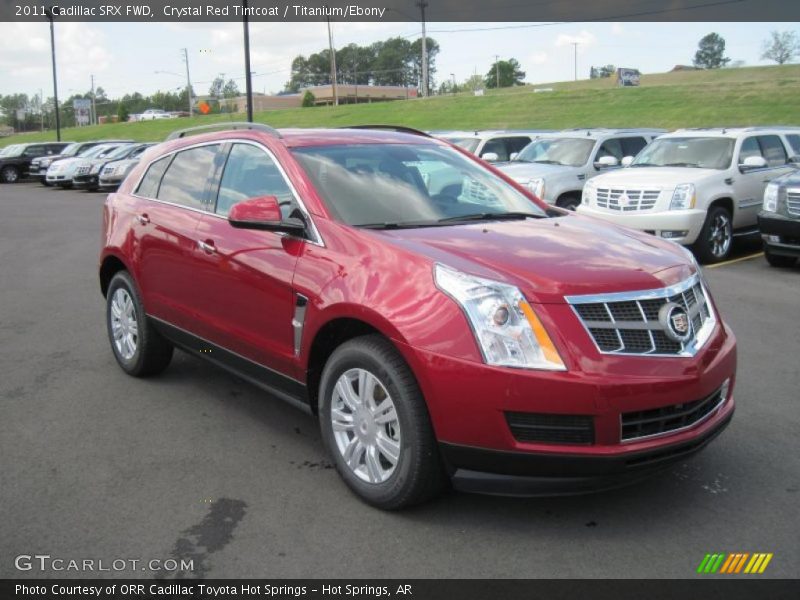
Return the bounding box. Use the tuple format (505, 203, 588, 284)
(434, 127, 800, 262)
(3, 140, 156, 192)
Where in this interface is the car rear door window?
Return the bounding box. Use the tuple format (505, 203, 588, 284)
(786, 134, 800, 156)
(757, 135, 788, 167)
(215, 143, 297, 218)
(135, 156, 170, 198)
(157, 145, 220, 210)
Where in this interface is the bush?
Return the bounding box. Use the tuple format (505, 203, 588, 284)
(302, 91, 315, 107)
(117, 104, 129, 123)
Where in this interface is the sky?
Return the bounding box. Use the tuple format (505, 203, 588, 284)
(0, 21, 796, 101)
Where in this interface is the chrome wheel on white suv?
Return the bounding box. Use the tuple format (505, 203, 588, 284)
(695, 206, 733, 263)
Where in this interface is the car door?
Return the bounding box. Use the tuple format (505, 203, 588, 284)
(132, 144, 220, 331)
(21, 145, 49, 176)
(191, 141, 305, 378)
(733, 135, 792, 228)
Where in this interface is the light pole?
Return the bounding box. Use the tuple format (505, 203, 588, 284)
(326, 16, 338, 106)
(181, 48, 194, 117)
(242, 0, 253, 122)
(45, 8, 61, 141)
(495, 54, 500, 89)
(571, 42, 580, 81)
(417, 1, 428, 97)
(451, 73, 456, 94)
(90, 74, 97, 125)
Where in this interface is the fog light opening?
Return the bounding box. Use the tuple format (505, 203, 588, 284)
(720, 378, 731, 402)
(660, 230, 689, 239)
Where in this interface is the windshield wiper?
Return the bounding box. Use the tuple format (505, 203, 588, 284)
(630, 162, 659, 167)
(663, 162, 701, 168)
(437, 211, 544, 223)
(532, 159, 563, 165)
(357, 220, 441, 230)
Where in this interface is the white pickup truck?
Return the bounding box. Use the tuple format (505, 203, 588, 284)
(578, 127, 800, 262)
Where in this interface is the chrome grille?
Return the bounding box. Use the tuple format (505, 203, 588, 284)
(595, 188, 661, 211)
(102, 166, 115, 176)
(786, 188, 800, 217)
(75, 165, 91, 175)
(621, 386, 725, 441)
(567, 274, 715, 357)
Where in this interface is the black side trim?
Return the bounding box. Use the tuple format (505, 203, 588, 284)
(150, 317, 311, 414)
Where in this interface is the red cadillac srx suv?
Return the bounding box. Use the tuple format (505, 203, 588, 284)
(100, 123, 736, 509)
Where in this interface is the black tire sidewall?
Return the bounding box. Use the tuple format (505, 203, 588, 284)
(318, 339, 428, 508)
(2, 166, 19, 183)
(696, 206, 732, 263)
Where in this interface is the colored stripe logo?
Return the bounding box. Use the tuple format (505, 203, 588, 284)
(697, 553, 773, 574)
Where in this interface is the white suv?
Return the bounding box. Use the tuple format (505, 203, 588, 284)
(496, 129, 664, 210)
(436, 130, 551, 163)
(577, 127, 799, 262)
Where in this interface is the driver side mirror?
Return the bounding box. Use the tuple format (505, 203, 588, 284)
(509, 152, 519, 161)
(621, 156, 634, 167)
(788, 155, 800, 166)
(228, 196, 306, 235)
(739, 155, 768, 172)
(481, 152, 499, 162)
(594, 155, 620, 169)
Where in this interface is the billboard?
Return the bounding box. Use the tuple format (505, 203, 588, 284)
(73, 98, 92, 126)
(617, 68, 641, 87)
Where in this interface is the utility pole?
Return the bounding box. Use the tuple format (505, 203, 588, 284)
(181, 48, 194, 117)
(39, 88, 44, 132)
(353, 48, 358, 104)
(326, 16, 338, 106)
(90, 74, 97, 125)
(45, 9, 61, 140)
(451, 73, 456, 94)
(417, 1, 428, 97)
(242, 0, 254, 122)
(495, 54, 500, 88)
(571, 42, 579, 81)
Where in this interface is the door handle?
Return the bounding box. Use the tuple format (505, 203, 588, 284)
(197, 240, 216, 254)
(135, 214, 150, 225)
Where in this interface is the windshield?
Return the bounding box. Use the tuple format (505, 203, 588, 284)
(632, 137, 734, 169)
(442, 137, 480, 154)
(292, 143, 546, 227)
(60, 143, 81, 156)
(104, 145, 135, 160)
(515, 137, 595, 167)
(1, 144, 24, 157)
(81, 145, 116, 159)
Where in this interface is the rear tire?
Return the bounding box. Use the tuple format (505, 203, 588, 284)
(1, 166, 20, 183)
(556, 193, 580, 211)
(106, 271, 173, 377)
(319, 335, 444, 509)
(694, 206, 733, 264)
(764, 249, 796, 268)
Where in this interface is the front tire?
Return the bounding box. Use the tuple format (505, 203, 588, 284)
(694, 206, 733, 264)
(556, 193, 580, 211)
(319, 335, 444, 509)
(106, 271, 173, 377)
(1, 165, 20, 183)
(764, 249, 796, 268)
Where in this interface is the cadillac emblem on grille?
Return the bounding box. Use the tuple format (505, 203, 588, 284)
(660, 302, 691, 343)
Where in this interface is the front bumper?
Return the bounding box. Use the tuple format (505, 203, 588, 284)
(73, 174, 100, 188)
(98, 175, 124, 189)
(758, 211, 800, 257)
(46, 173, 71, 184)
(399, 319, 737, 495)
(577, 204, 707, 245)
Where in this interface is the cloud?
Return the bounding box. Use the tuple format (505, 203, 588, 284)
(528, 51, 549, 65)
(555, 30, 597, 49)
(611, 23, 625, 36)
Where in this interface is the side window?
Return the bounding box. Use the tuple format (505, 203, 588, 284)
(738, 137, 761, 164)
(505, 137, 532, 157)
(480, 138, 509, 161)
(621, 137, 648, 157)
(157, 145, 220, 210)
(596, 138, 624, 161)
(786, 134, 800, 156)
(215, 143, 298, 218)
(757, 135, 787, 167)
(23, 145, 47, 157)
(136, 156, 171, 198)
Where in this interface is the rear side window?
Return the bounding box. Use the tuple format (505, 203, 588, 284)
(757, 135, 787, 167)
(157, 145, 220, 210)
(136, 156, 170, 198)
(215, 143, 297, 218)
(786, 134, 800, 156)
(22, 145, 48, 157)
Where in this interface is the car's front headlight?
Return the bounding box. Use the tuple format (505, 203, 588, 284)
(527, 178, 545, 199)
(434, 264, 566, 371)
(669, 183, 696, 210)
(40, 158, 53, 168)
(582, 179, 597, 205)
(90, 163, 102, 174)
(763, 183, 779, 212)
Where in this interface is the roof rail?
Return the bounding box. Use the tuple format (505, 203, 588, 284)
(165, 122, 282, 141)
(340, 125, 431, 138)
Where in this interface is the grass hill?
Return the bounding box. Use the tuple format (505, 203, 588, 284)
(2, 64, 799, 147)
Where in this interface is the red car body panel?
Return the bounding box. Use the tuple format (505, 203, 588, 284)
(101, 127, 737, 491)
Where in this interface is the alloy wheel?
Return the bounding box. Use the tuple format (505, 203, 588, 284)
(2, 167, 18, 183)
(708, 212, 732, 259)
(110, 288, 139, 360)
(330, 368, 402, 484)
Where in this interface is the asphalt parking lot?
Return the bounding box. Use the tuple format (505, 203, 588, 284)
(1, 181, 798, 579)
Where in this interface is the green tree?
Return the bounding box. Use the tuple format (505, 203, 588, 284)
(761, 30, 799, 65)
(693, 33, 730, 69)
(484, 58, 526, 88)
(302, 91, 316, 107)
(117, 103, 129, 123)
(222, 79, 240, 98)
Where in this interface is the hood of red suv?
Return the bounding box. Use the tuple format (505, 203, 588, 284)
(375, 215, 693, 303)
